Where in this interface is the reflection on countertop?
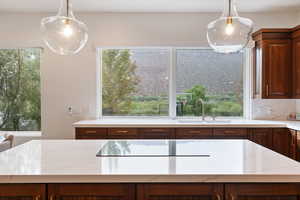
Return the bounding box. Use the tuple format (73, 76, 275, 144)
(1, 139, 300, 183)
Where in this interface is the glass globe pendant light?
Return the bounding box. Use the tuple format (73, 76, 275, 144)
(207, 0, 253, 53)
(41, 0, 88, 55)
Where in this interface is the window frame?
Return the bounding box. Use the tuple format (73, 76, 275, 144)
(0, 47, 43, 132)
(97, 47, 251, 119)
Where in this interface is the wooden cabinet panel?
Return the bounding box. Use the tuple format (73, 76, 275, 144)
(262, 39, 292, 98)
(252, 29, 294, 99)
(0, 184, 45, 200)
(176, 128, 213, 139)
(248, 128, 273, 149)
(289, 129, 297, 160)
(76, 128, 107, 139)
(272, 128, 291, 157)
(137, 184, 223, 200)
(213, 128, 248, 139)
(225, 184, 300, 200)
(139, 128, 175, 139)
(48, 184, 135, 200)
(108, 128, 139, 139)
(296, 131, 300, 161)
(293, 37, 300, 98)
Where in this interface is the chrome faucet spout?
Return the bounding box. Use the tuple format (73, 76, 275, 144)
(198, 98, 205, 121)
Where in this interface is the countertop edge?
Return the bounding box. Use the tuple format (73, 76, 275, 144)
(2, 175, 300, 183)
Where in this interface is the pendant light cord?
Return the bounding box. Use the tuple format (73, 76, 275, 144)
(66, 0, 69, 17)
(228, 0, 231, 17)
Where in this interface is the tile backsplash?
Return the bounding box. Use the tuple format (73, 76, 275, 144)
(252, 99, 297, 120)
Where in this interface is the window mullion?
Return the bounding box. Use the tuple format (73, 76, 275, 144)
(169, 48, 177, 119)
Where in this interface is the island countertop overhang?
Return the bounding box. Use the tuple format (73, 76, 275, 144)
(1, 139, 300, 183)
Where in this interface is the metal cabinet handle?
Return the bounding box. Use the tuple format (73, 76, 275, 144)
(116, 130, 129, 134)
(35, 195, 41, 200)
(149, 129, 165, 132)
(85, 130, 97, 134)
(224, 131, 237, 134)
(188, 131, 201, 134)
(266, 84, 269, 97)
(215, 194, 221, 200)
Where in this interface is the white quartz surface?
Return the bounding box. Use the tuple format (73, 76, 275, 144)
(73, 119, 300, 131)
(1, 139, 300, 183)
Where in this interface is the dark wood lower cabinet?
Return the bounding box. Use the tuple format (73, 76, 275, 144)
(48, 184, 135, 200)
(213, 128, 248, 139)
(75, 127, 299, 161)
(137, 184, 223, 200)
(0, 184, 46, 200)
(272, 128, 291, 157)
(176, 128, 213, 139)
(226, 184, 300, 200)
(248, 128, 273, 149)
(2, 184, 300, 200)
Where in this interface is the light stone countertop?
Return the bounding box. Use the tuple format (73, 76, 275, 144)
(1, 139, 300, 183)
(73, 119, 300, 131)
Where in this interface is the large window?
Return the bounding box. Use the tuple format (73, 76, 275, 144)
(99, 47, 245, 118)
(0, 48, 41, 131)
(101, 48, 170, 116)
(176, 49, 244, 117)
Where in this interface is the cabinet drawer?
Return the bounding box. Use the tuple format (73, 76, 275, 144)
(176, 128, 213, 139)
(213, 128, 248, 138)
(108, 128, 139, 139)
(76, 128, 107, 139)
(139, 128, 174, 139)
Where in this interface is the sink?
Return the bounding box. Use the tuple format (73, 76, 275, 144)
(178, 120, 231, 124)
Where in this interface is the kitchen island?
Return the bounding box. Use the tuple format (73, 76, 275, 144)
(1, 139, 300, 199)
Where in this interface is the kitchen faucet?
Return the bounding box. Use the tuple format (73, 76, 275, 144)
(197, 98, 205, 121)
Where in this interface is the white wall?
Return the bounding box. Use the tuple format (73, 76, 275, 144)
(0, 12, 299, 139)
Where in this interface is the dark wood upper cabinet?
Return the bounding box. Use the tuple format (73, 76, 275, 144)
(263, 39, 292, 98)
(225, 184, 300, 200)
(0, 184, 46, 200)
(137, 184, 223, 200)
(252, 25, 300, 99)
(48, 184, 135, 200)
(292, 26, 300, 98)
(252, 30, 292, 99)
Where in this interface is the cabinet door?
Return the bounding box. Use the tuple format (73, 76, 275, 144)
(0, 184, 45, 200)
(137, 184, 223, 200)
(76, 128, 108, 139)
(289, 129, 297, 160)
(139, 128, 175, 139)
(226, 184, 300, 200)
(262, 39, 292, 98)
(248, 128, 273, 149)
(296, 131, 300, 161)
(213, 128, 248, 139)
(272, 128, 291, 157)
(293, 37, 300, 98)
(48, 184, 135, 200)
(108, 128, 139, 139)
(176, 128, 213, 139)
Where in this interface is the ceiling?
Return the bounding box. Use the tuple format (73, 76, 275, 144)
(1, 0, 300, 13)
